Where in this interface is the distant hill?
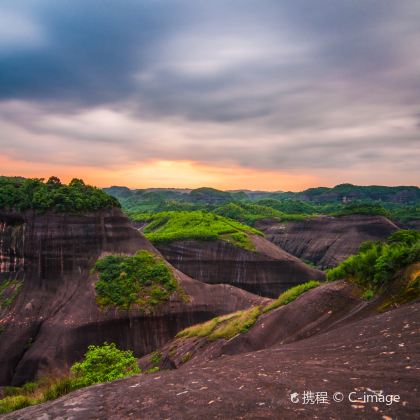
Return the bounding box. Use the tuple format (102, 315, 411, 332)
(296, 184, 420, 204)
(104, 184, 420, 223)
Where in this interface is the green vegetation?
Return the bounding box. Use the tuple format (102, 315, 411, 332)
(263, 280, 321, 313)
(333, 202, 391, 217)
(150, 351, 163, 367)
(181, 352, 192, 363)
(361, 289, 375, 300)
(327, 230, 420, 291)
(107, 183, 420, 224)
(0, 343, 140, 414)
(0, 279, 22, 308)
(376, 263, 420, 311)
(134, 211, 262, 250)
(177, 306, 262, 341)
(94, 250, 184, 311)
(255, 198, 315, 215)
(297, 184, 420, 204)
(0, 176, 119, 213)
(214, 202, 309, 225)
(177, 280, 321, 343)
(71, 343, 140, 385)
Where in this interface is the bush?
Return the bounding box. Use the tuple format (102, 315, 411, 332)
(0, 343, 141, 414)
(71, 343, 140, 385)
(94, 250, 182, 310)
(327, 230, 420, 290)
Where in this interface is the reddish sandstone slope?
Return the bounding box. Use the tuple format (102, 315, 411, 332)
(6, 295, 419, 420)
(0, 209, 265, 386)
(155, 234, 325, 298)
(256, 215, 399, 268)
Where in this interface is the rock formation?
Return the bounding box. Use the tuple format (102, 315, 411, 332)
(256, 215, 399, 268)
(0, 209, 265, 386)
(155, 234, 325, 298)
(6, 282, 419, 420)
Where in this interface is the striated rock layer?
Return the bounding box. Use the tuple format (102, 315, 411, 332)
(256, 215, 399, 269)
(0, 209, 265, 386)
(155, 234, 325, 298)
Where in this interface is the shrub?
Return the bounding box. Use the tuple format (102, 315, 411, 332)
(94, 251, 182, 310)
(263, 280, 321, 313)
(71, 343, 140, 386)
(0, 343, 141, 414)
(327, 230, 420, 290)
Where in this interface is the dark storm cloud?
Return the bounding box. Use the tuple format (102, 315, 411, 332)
(0, 0, 419, 181)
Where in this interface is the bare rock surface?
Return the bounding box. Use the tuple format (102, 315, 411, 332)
(155, 235, 325, 298)
(256, 215, 399, 269)
(6, 301, 419, 419)
(0, 209, 265, 385)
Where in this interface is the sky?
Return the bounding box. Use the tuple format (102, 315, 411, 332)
(0, 0, 419, 191)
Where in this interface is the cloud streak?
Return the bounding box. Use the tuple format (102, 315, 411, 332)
(0, 0, 419, 188)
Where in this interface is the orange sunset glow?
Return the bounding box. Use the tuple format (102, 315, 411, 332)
(0, 154, 322, 191)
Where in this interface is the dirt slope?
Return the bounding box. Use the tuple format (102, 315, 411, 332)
(256, 215, 399, 268)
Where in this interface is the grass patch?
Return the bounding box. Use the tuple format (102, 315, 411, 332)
(177, 281, 322, 344)
(134, 211, 262, 250)
(94, 250, 185, 311)
(0, 279, 23, 308)
(181, 352, 192, 363)
(263, 280, 321, 313)
(177, 306, 262, 341)
(150, 351, 163, 367)
(362, 289, 375, 300)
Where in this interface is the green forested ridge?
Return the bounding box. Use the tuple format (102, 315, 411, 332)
(0, 176, 119, 213)
(105, 184, 419, 224)
(134, 211, 262, 250)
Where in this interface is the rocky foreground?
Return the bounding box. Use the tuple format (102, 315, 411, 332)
(5, 300, 419, 419)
